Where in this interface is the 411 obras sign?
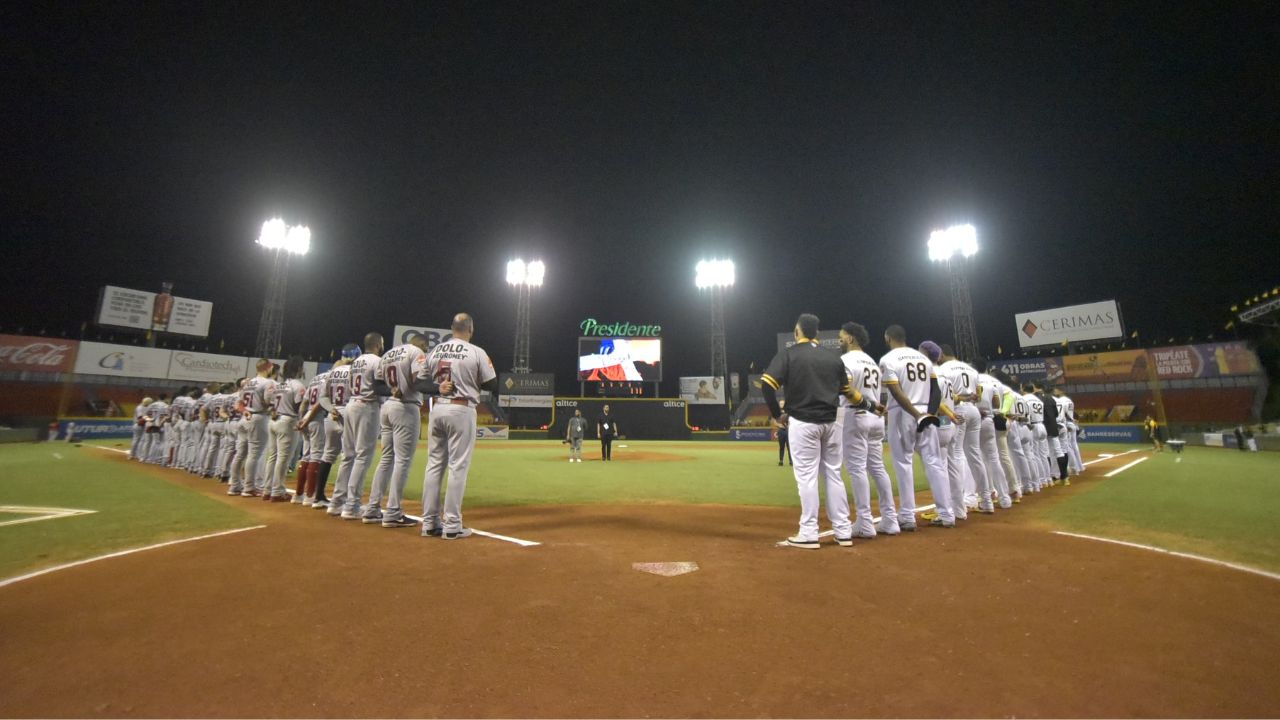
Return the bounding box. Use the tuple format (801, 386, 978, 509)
(579, 319, 662, 337)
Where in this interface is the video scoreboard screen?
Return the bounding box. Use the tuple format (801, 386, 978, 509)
(577, 337, 662, 382)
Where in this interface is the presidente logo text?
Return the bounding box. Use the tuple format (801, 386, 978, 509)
(579, 318, 662, 337)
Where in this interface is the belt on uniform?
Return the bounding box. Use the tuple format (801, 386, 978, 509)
(277, 413, 296, 418)
(251, 411, 268, 415)
(446, 398, 472, 406)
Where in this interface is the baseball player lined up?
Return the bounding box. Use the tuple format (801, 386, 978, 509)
(421, 313, 498, 540)
(837, 322, 896, 537)
(334, 333, 385, 520)
(760, 313, 880, 549)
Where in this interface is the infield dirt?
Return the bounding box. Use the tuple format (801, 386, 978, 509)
(2, 452, 1278, 718)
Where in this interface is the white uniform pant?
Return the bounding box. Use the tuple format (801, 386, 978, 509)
(887, 407, 953, 525)
(786, 416, 849, 540)
(422, 403, 478, 533)
(1031, 423, 1050, 488)
(938, 423, 967, 519)
(1066, 425, 1084, 473)
(954, 404, 993, 511)
(979, 416, 1010, 506)
(996, 427, 1024, 496)
(840, 408, 896, 535)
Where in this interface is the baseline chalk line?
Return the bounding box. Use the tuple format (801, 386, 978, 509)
(1104, 456, 1150, 477)
(1053, 531, 1280, 583)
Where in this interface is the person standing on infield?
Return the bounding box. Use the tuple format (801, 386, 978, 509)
(336, 333, 386, 519)
(421, 313, 498, 540)
(597, 404, 619, 461)
(838, 321, 896, 537)
(566, 408, 586, 462)
(879, 325, 953, 529)
(775, 400, 791, 466)
(761, 313, 879, 549)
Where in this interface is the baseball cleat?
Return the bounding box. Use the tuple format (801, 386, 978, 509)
(381, 517, 418, 529)
(1063, 478, 1071, 486)
(361, 515, 383, 525)
(421, 526, 443, 538)
(928, 517, 956, 528)
(899, 523, 917, 533)
(778, 535, 820, 549)
(977, 506, 995, 514)
(875, 522, 900, 535)
(269, 494, 289, 502)
(833, 536, 853, 547)
(852, 530, 876, 539)
(443, 528, 473, 540)
(340, 511, 361, 521)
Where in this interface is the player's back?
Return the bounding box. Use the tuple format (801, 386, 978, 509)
(349, 353, 382, 402)
(977, 373, 1000, 412)
(273, 379, 305, 416)
(879, 347, 933, 410)
(1023, 393, 1044, 422)
(840, 350, 881, 407)
(939, 360, 979, 401)
(428, 339, 495, 405)
(327, 366, 353, 408)
(378, 344, 428, 404)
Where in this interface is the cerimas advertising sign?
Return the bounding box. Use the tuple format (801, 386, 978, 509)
(1015, 300, 1123, 348)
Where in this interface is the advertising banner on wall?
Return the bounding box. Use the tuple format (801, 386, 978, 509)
(73, 341, 172, 379)
(679, 376, 727, 404)
(1014, 300, 1122, 348)
(57, 418, 136, 440)
(1148, 342, 1262, 379)
(0, 335, 78, 374)
(775, 330, 841, 354)
(499, 373, 555, 395)
(167, 351, 248, 383)
(391, 325, 453, 349)
(497, 395, 554, 408)
(1063, 349, 1150, 383)
(991, 357, 1065, 384)
(96, 286, 213, 337)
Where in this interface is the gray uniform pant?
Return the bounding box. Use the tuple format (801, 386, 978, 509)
(422, 403, 477, 532)
(569, 437, 583, 460)
(840, 408, 896, 536)
(130, 424, 144, 459)
(305, 419, 325, 462)
(267, 416, 299, 497)
(366, 399, 421, 521)
(328, 410, 357, 515)
(321, 413, 343, 463)
(338, 399, 382, 515)
(234, 414, 270, 492)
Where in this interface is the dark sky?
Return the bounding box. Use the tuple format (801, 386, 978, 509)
(3, 2, 1277, 392)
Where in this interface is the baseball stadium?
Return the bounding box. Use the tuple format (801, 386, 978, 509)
(5, 5, 1279, 719)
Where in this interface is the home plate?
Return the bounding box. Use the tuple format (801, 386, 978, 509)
(633, 562, 699, 577)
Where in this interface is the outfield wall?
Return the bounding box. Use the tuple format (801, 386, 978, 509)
(547, 398, 691, 440)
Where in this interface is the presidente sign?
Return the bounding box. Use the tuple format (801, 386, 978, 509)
(579, 318, 662, 337)
(1015, 300, 1123, 348)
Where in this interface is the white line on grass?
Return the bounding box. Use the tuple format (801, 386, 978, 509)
(1084, 448, 1140, 467)
(0, 525, 267, 589)
(91, 446, 130, 455)
(0, 505, 98, 528)
(818, 504, 937, 537)
(1053, 531, 1280, 583)
(51, 452, 63, 460)
(1104, 456, 1150, 477)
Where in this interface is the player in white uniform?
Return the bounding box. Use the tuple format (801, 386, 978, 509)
(1054, 387, 1084, 474)
(838, 322, 897, 537)
(1004, 387, 1035, 495)
(973, 360, 1012, 508)
(421, 314, 498, 539)
(879, 325, 954, 529)
(335, 334, 386, 520)
(129, 396, 151, 460)
(263, 357, 306, 501)
(921, 342, 967, 521)
(1021, 385, 1050, 492)
(363, 335, 450, 528)
(230, 361, 275, 496)
(937, 347, 995, 514)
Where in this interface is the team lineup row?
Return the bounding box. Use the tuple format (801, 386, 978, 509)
(130, 313, 497, 538)
(759, 315, 1084, 549)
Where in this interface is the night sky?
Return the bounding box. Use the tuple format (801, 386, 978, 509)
(3, 2, 1276, 392)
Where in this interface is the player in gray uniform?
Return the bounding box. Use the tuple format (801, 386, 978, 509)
(231, 364, 274, 496)
(336, 333, 386, 520)
(838, 322, 896, 538)
(129, 395, 151, 460)
(294, 369, 328, 504)
(142, 394, 169, 464)
(364, 335, 450, 527)
(565, 409, 586, 462)
(264, 356, 305, 501)
(421, 314, 498, 539)
(320, 348, 359, 513)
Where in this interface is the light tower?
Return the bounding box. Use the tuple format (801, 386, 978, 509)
(928, 224, 980, 361)
(253, 218, 311, 358)
(695, 259, 735, 408)
(506, 259, 544, 373)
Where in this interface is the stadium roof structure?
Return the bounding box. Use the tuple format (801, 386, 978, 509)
(1232, 285, 1280, 328)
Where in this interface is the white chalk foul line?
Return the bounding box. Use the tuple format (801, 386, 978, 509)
(91, 446, 131, 455)
(818, 504, 936, 538)
(1053, 531, 1280, 583)
(0, 525, 267, 589)
(1084, 448, 1140, 467)
(401, 511, 541, 547)
(1104, 456, 1150, 477)
(0, 505, 98, 528)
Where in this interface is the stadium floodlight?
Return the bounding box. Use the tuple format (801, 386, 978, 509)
(507, 258, 545, 287)
(508, 258, 544, 373)
(695, 258, 734, 411)
(928, 224, 981, 361)
(254, 217, 310, 357)
(927, 224, 979, 261)
(257, 218, 311, 255)
(695, 259, 735, 288)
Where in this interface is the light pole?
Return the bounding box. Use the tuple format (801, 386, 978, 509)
(928, 224, 980, 361)
(254, 218, 310, 358)
(506, 259, 544, 373)
(695, 259, 734, 409)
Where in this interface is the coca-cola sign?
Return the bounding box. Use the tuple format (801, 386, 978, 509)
(0, 335, 79, 373)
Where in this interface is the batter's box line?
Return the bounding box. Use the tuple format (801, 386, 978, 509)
(0, 505, 98, 528)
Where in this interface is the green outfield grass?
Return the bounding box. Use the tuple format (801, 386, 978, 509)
(0, 444, 251, 580)
(1040, 446, 1280, 573)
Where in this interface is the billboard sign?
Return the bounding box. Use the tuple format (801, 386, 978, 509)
(0, 335, 78, 374)
(991, 357, 1064, 385)
(497, 395, 554, 408)
(1148, 342, 1261, 379)
(97, 286, 213, 337)
(776, 330, 841, 354)
(391, 325, 453, 349)
(499, 373, 555, 396)
(680, 376, 726, 404)
(1014, 300, 1122, 348)
(168, 351, 248, 383)
(1063, 349, 1149, 383)
(74, 341, 172, 379)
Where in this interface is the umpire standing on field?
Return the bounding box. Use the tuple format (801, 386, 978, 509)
(761, 313, 879, 549)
